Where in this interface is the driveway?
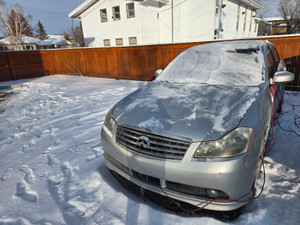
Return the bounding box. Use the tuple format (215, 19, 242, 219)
(0, 75, 299, 225)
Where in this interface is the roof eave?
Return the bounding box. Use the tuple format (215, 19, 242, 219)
(240, 0, 263, 10)
(68, 0, 99, 19)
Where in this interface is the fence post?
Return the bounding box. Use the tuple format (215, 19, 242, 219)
(112, 48, 119, 79)
(51, 51, 57, 75)
(7, 53, 16, 80)
(80, 50, 87, 75)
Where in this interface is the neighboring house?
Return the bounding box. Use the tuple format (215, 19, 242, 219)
(69, 0, 263, 47)
(257, 18, 271, 36)
(39, 35, 73, 49)
(0, 39, 9, 51)
(0, 35, 72, 51)
(0, 36, 40, 51)
(265, 17, 288, 35)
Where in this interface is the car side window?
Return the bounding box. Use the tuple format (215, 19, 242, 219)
(270, 45, 286, 72)
(270, 46, 280, 66)
(267, 49, 276, 78)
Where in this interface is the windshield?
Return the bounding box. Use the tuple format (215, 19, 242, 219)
(157, 41, 265, 86)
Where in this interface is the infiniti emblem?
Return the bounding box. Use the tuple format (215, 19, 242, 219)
(137, 136, 150, 148)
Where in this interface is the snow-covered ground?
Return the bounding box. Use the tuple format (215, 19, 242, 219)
(0, 75, 299, 225)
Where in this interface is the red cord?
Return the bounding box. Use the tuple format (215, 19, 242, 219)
(179, 84, 275, 212)
(180, 160, 266, 212)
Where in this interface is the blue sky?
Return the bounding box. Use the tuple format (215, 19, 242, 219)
(2, 0, 279, 35)
(3, 0, 83, 34)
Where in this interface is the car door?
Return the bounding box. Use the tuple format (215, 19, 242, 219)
(266, 46, 281, 113)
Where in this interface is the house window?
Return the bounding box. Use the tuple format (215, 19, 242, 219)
(112, 6, 121, 21)
(116, 38, 123, 46)
(243, 8, 247, 32)
(103, 39, 110, 46)
(236, 5, 240, 31)
(126, 3, 135, 18)
(129, 37, 137, 45)
(100, 9, 108, 23)
(254, 22, 258, 33)
(249, 11, 253, 32)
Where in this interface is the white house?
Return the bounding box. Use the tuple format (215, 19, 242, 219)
(69, 0, 263, 47)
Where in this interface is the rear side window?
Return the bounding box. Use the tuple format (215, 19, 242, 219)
(267, 48, 276, 78)
(270, 46, 280, 65)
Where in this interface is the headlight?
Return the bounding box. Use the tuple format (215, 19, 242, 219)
(194, 127, 252, 158)
(103, 108, 116, 136)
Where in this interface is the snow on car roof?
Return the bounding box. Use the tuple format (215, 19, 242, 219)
(157, 41, 266, 86)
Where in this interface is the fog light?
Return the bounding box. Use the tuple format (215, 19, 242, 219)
(207, 189, 220, 198)
(207, 189, 227, 199)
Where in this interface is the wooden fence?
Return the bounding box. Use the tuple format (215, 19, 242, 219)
(0, 35, 300, 89)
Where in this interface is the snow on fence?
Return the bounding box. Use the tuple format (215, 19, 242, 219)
(0, 35, 299, 90)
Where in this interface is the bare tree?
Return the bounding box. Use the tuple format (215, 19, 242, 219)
(0, 1, 33, 50)
(278, 0, 300, 34)
(63, 23, 85, 47)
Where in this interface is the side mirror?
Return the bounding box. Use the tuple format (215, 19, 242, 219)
(155, 69, 163, 78)
(273, 71, 294, 83)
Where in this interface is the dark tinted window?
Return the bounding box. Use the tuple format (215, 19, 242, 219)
(270, 46, 280, 65)
(267, 49, 276, 78)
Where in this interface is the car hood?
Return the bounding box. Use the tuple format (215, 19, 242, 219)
(113, 82, 260, 142)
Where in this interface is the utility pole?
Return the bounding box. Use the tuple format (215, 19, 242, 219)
(72, 18, 74, 32)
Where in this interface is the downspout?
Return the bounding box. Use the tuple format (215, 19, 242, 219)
(157, 13, 160, 44)
(217, 0, 223, 39)
(171, 0, 174, 43)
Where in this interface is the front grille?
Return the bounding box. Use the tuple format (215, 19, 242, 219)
(116, 125, 190, 160)
(132, 170, 161, 187)
(166, 181, 229, 199)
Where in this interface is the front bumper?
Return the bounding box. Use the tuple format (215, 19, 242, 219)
(101, 127, 256, 211)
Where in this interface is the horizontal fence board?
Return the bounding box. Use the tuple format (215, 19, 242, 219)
(0, 35, 299, 89)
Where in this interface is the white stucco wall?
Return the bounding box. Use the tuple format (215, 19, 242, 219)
(76, 0, 260, 47)
(81, 0, 145, 47)
(219, 0, 258, 39)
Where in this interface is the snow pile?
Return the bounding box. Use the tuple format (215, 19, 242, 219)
(139, 117, 165, 130)
(0, 75, 299, 225)
(157, 41, 265, 86)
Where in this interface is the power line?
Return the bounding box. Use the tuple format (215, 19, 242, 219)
(159, 0, 188, 13)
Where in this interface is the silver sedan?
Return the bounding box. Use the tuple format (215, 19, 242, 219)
(101, 40, 294, 211)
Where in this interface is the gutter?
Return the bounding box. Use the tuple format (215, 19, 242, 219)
(239, 0, 263, 10)
(68, 0, 99, 19)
